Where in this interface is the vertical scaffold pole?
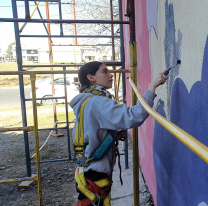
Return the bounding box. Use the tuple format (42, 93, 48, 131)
(45, 2, 57, 133)
(129, 0, 140, 205)
(63, 66, 71, 160)
(11, 0, 31, 177)
(30, 73, 43, 206)
(118, 0, 128, 169)
(110, 0, 117, 97)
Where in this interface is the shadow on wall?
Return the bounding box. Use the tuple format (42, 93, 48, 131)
(153, 35, 208, 206)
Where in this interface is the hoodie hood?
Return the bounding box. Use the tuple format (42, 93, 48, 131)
(69, 93, 93, 119)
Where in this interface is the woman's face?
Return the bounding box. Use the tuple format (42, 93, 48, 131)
(87, 64, 113, 89)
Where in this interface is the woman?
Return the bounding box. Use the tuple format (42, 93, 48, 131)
(69, 61, 167, 206)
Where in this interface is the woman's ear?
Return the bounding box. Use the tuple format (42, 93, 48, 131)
(87, 74, 95, 83)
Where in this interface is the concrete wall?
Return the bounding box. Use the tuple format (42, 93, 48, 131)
(122, 0, 208, 205)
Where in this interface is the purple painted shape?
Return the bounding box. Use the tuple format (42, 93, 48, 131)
(146, 0, 158, 38)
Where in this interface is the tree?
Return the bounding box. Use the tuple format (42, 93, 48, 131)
(6, 42, 16, 59)
(61, 0, 121, 59)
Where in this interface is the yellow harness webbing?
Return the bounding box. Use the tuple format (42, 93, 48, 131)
(74, 97, 92, 155)
(74, 96, 111, 206)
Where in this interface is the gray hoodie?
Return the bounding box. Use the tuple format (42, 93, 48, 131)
(69, 90, 156, 175)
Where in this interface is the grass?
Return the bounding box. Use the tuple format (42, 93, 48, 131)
(0, 104, 76, 129)
(0, 63, 77, 128)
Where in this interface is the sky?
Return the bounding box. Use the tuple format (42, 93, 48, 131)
(0, 0, 71, 53)
(0, 0, 118, 54)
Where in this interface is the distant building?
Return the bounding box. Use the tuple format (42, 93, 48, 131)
(12, 44, 113, 63)
(12, 45, 39, 63)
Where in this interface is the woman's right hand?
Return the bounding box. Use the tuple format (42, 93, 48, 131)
(147, 71, 167, 93)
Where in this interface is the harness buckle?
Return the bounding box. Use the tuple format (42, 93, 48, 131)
(91, 194, 100, 206)
(76, 157, 90, 167)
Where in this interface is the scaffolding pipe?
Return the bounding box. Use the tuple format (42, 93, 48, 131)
(30, 73, 43, 206)
(20, 35, 121, 38)
(0, 69, 130, 75)
(17, 0, 58, 1)
(110, 0, 117, 100)
(128, 77, 208, 165)
(52, 44, 113, 46)
(21, 62, 123, 67)
(45, 2, 58, 134)
(0, 126, 34, 132)
(58, 0, 63, 35)
(63, 66, 71, 159)
(129, 0, 139, 205)
(118, 0, 128, 169)
(34, 1, 53, 43)
(0, 18, 130, 24)
(11, 0, 32, 177)
(73, 0, 77, 45)
(24, 0, 30, 19)
(19, 1, 40, 33)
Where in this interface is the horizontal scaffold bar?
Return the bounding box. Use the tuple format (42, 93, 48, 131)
(17, 0, 58, 1)
(25, 96, 66, 101)
(37, 127, 67, 131)
(0, 126, 34, 132)
(0, 69, 130, 76)
(128, 77, 208, 164)
(0, 18, 130, 24)
(22, 61, 123, 67)
(0, 175, 37, 184)
(52, 44, 113, 46)
(20, 35, 120, 38)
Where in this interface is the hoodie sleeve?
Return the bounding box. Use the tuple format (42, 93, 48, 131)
(96, 90, 156, 130)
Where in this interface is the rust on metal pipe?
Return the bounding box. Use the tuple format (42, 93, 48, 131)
(110, 0, 117, 98)
(45, 2, 57, 132)
(73, 0, 77, 45)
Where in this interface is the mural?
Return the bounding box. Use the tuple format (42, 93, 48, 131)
(123, 0, 208, 205)
(153, 1, 208, 205)
(163, 1, 182, 119)
(153, 35, 208, 205)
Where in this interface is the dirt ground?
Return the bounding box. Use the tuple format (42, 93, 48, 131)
(0, 127, 78, 206)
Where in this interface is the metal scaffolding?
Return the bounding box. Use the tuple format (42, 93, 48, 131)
(0, 0, 134, 205)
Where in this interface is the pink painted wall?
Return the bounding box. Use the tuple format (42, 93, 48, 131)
(122, 0, 157, 204)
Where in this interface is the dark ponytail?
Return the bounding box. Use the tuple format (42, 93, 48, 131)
(78, 61, 104, 93)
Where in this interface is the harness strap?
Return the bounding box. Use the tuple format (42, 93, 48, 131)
(115, 146, 123, 186)
(76, 198, 91, 206)
(74, 97, 92, 155)
(103, 196, 111, 206)
(75, 167, 97, 202)
(75, 167, 111, 203)
(74, 95, 113, 206)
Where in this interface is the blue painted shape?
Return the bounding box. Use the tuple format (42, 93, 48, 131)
(146, 0, 159, 38)
(164, 0, 182, 118)
(153, 36, 208, 205)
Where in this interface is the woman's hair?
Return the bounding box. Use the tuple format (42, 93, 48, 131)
(78, 61, 104, 93)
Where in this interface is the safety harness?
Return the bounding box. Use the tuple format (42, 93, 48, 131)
(74, 89, 123, 206)
(74, 96, 112, 206)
